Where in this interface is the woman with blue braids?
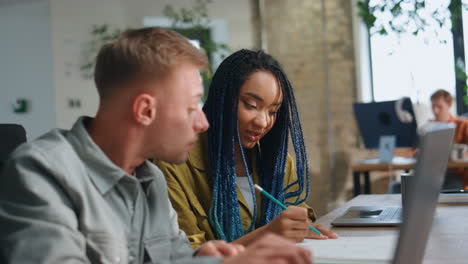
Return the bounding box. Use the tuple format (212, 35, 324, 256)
(155, 49, 337, 248)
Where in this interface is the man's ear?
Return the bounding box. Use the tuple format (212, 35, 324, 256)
(133, 93, 156, 126)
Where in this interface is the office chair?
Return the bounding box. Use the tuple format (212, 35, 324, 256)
(0, 124, 27, 171)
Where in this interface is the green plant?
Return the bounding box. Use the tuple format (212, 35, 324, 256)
(357, 0, 468, 104)
(80, 24, 123, 79)
(357, 0, 455, 37)
(160, 0, 230, 62)
(81, 0, 228, 99)
(163, 0, 211, 28)
(163, 0, 229, 97)
(455, 59, 468, 104)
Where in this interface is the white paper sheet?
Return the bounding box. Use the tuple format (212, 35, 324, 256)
(298, 236, 398, 264)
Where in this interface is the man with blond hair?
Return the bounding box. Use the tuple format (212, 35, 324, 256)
(0, 28, 312, 264)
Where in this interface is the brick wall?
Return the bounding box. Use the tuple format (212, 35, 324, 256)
(262, 0, 359, 215)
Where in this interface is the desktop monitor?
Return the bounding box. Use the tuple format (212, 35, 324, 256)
(353, 98, 417, 149)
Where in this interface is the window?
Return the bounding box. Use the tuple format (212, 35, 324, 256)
(369, 0, 456, 106)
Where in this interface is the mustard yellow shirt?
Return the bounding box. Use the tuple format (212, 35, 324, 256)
(154, 133, 316, 248)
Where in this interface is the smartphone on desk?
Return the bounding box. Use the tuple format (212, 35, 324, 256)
(440, 188, 468, 194)
(438, 190, 468, 203)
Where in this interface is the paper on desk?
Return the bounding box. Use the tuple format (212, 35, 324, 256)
(298, 235, 398, 264)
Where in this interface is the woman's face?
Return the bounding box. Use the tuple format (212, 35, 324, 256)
(237, 70, 283, 149)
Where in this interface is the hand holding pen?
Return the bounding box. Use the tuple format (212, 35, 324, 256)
(254, 184, 338, 241)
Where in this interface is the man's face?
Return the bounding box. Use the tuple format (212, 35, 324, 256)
(150, 63, 209, 164)
(431, 97, 451, 122)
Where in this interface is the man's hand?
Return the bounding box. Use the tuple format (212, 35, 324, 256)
(195, 240, 245, 257)
(223, 233, 313, 264)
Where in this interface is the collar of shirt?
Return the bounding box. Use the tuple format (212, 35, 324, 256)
(67, 116, 154, 195)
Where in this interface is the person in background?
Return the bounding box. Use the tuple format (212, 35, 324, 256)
(155, 49, 337, 249)
(0, 28, 312, 264)
(431, 89, 468, 189)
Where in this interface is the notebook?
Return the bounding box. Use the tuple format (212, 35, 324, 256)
(300, 122, 455, 264)
(298, 236, 397, 264)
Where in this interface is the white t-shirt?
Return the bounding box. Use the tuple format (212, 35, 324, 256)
(236, 177, 254, 212)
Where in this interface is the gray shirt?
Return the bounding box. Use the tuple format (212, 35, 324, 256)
(0, 117, 220, 264)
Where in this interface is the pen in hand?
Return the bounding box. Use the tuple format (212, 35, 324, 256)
(254, 184, 322, 236)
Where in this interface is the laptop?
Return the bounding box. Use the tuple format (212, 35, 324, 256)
(300, 123, 455, 264)
(332, 122, 455, 228)
(392, 122, 455, 263)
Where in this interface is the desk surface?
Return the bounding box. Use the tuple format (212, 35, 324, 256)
(352, 160, 468, 172)
(318, 194, 468, 264)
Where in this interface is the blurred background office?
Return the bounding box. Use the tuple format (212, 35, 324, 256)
(1, 0, 467, 215)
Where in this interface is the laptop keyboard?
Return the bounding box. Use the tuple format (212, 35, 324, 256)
(384, 207, 402, 220)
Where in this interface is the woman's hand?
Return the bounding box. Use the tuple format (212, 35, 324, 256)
(263, 206, 319, 242)
(264, 206, 338, 242)
(306, 223, 338, 240)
